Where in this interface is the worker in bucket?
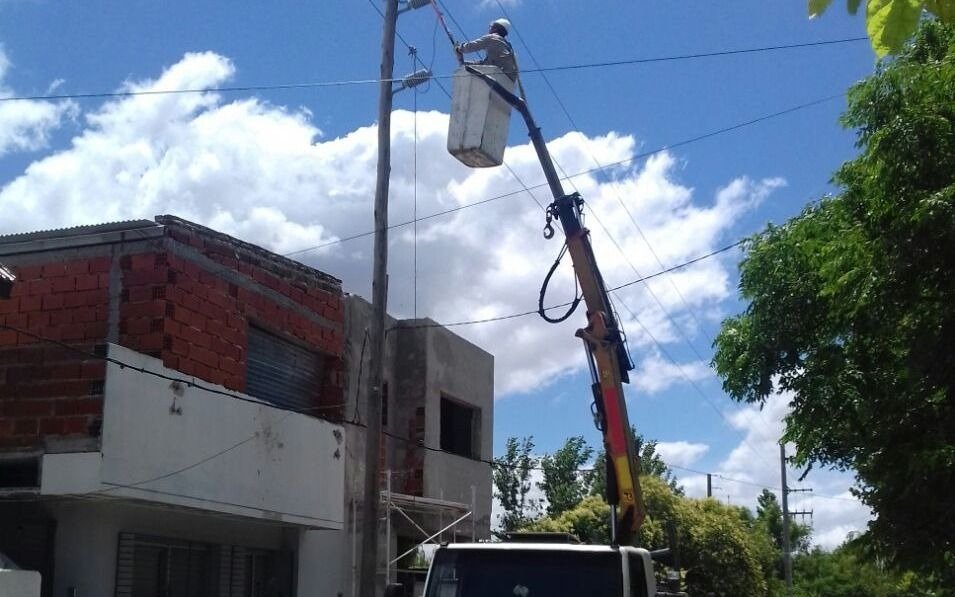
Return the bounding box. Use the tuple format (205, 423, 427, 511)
(455, 18, 520, 84)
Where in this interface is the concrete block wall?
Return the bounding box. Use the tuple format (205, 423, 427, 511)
(0, 217, 346, 452)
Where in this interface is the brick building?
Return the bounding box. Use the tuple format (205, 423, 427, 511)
(0, 215, 494, 597)
(0, 216, 347, 596)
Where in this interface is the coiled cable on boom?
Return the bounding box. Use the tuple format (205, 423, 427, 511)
(538, 243, 581, 323)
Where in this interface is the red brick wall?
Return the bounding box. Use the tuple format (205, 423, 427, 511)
(0, 225, 345, 450)
(161, 250, 346, 397)
(0, 259, 110, 448)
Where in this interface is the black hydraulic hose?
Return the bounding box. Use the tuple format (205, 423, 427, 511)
(538, 244, 581, 324)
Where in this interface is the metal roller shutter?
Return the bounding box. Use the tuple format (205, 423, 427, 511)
(246, 325, 323, 413)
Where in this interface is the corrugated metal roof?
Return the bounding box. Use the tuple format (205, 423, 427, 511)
(0, 215, 341, 288)
(0, 219, 157, 244)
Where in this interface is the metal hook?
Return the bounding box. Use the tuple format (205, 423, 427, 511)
(543, 222, 555, 239)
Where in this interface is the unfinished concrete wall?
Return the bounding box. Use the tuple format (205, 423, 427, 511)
(416, 321, 494, 539)
(339, 297, 494, 595)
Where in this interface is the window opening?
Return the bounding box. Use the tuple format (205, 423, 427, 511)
(440, 397, 479, 459)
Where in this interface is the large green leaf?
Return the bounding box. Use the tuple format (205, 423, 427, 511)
(926, 0, 955, 22)
(866, 0, 924, 56)
(809, 0, 835, 18)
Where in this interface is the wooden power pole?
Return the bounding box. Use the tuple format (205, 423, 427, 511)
(359, 1, 398, 596)
(780, 443, 793, 597)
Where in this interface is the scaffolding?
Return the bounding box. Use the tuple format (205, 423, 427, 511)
(380, 470, 477, 587)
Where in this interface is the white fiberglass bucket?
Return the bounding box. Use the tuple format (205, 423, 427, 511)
(447, 65, 514, 168)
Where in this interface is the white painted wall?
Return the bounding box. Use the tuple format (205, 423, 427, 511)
(47, 500, 293, 597)
(42, 344, 345, 529)
(298, 529, 347, 597)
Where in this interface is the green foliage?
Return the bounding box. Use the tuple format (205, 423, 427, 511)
(678, 498, 769, 597)
(523, 476, 771, 597)
(523, 495, 612, 544)
(713, 21, 955, 583)
(492, 436, 539, 532)
(537, 435, 593, 516)
(793, 543, 941, 596)
(755, 489, 811, 554)
(808, 0, 955, 57)
(867, 0, 925, 57)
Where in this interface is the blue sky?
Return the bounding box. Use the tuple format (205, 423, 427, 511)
(0, 0, 877, 545)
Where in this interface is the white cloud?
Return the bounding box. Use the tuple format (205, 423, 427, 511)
(656, 441, 708, 467)
(0, 44, 76, 157)
(673, 392, 872, 550)
(630, 353, 711, 394)
(0, 50, 782, 401)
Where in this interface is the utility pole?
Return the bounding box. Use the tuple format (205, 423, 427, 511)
(780, 443, 793, 597)
(780, 443, 813, 597)
(359, 1, 398, 595)
(705, 474, 721, 500)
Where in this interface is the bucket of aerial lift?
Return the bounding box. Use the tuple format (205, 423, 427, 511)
(447, 64, 514, 168)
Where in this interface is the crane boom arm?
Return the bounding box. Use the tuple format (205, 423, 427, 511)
(465, 66, 645, 543)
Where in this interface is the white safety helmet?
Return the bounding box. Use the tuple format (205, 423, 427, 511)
(490, 18, 511, 35)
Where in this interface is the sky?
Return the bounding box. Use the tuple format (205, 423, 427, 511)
(0, 0, 878, 547)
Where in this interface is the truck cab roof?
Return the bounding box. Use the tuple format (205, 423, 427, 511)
(424, 542, 657, 597)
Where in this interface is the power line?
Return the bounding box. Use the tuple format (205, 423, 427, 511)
(668, 466, 858, 504)
(492, 7, 777, 471)
(377, 0, 549, 222)
(0, 37, 866, 103)
(490, 451, 859, 504)
(396, 221, 747, 331)
(0, 323, 860, 507)
(526, 37, 868, 74)
(281, 93, 842, 259)
(364, 0, 801, 473)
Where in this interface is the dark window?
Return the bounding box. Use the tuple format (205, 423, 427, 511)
(424, 548, 621, 597)
(0, 455, 40, 489)
(0, 515, 55, 597)
(628, 552, 650, 597)
(246, 325, 324, 413)
(440, 397, 479, 459)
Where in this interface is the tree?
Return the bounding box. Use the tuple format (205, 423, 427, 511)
(492, 436, 539, 531)
(678, 498, 769, 597)
(588, 428, 684, 499)
(809, 0, 955, 57)
(537, 435, 593, 516)
(793, 542, 939, 597)
(712, 21, 955, 582)
(524, 475, 771, 596)
(755, 489, 811, 554)
(523, 495, 613, 544)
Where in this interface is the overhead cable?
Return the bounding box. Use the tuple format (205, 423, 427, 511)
(282, 93, 842, 259)
(0, 38, 865, 103)
(0, 322, 857, 504)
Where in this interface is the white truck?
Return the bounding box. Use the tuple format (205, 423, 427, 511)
(418, 542, 658, 597)
(385, 533, 686, 597)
